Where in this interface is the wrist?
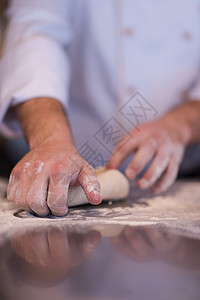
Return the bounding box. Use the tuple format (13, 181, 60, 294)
(29, 129, 74, 150)
(15, 97, 74, 149)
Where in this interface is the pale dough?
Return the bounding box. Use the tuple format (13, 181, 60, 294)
(68, 167, 130, 207)
(91, 224, 125, 237)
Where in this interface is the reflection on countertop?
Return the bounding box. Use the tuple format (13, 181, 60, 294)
(0, 224, 200, 300)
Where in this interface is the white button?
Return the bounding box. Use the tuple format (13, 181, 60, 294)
(182, 31, 192, 40)
(122, 27, 134, 36)
(127, 86, 135, 95)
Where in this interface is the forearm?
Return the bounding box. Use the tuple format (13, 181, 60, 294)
(9, 97, 101, 216)
(15, 97, 74, 149)
(163, 100, 200, 145)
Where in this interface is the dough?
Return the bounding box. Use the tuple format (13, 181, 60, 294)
(68, 167, 130, 207)
(92, 224, 125, 237)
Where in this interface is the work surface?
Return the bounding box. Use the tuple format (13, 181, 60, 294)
(0, 178, 200, 300)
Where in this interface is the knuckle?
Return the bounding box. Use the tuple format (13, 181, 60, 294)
(51, 173, 70, 186)
(146, 139, 157, 151)
(32, 160, 45, 175)
(113, 148, 125, 162)
(51, 161, 67, 173)
(80, 166, 96, 182)
(142, 173, 151, 182)
(22, 162, 31, 174)
(83, 162, 95, 173)
(69, 156, 82, 170)
(143, 168, 156, 182)
(131, 162, 144, 174)
(92, 180, 100, 191)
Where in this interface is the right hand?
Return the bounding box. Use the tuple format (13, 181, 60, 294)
(110, 226, 200, 268)
(7, 139, 102, 216)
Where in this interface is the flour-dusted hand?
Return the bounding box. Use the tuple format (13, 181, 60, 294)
(107, 118, 186, 194)
(8, 143, 101, 216)
(7, 98, 102, 216)
(11, 227, 101, 271)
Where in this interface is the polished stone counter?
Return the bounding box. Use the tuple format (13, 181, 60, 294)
(0, 178, 199, 300)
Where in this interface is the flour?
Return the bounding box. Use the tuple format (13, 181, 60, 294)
(0, 178, 200, 241)
(34, 161, 45, 175)
(83, 175, 98, 194)
(22, 162, 31, 173)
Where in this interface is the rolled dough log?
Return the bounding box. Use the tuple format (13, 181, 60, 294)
(92, 224, 125, 237)
(67, 167, 130, 207)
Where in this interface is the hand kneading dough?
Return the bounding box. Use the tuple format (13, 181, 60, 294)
(67, 167, 130, 207)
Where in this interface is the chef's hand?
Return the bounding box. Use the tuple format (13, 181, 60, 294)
(8, 142, 101, 216)
(11, 227, 101, 270)
(7, 98, 102, 216)
(111, 226, 200, 269)
(11, 227, 101, 286)
(107, 118, 185, 194)
(111, 226, 176, 262)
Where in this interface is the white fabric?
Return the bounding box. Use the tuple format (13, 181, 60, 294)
(0, 0, 200, 164)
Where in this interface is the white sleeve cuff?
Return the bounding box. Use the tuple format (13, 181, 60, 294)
(0, 4, 72, 137)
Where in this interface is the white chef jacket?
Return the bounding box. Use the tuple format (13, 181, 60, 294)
(0, 0, 200, 166)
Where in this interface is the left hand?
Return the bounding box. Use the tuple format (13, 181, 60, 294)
(11, 227, 101, 272)
(107, 119, 185, 194)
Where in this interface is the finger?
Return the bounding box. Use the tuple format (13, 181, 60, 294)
(77, 230, 101, 259)
(106, 133, 139, 169)
(47, 173, 70, 216)
(151, 157, 179, 194)
(24, 230, 50, 266)
(7, 171, 30, 212)
(68, 230, 101, 267)
(11, 233, 27, 258)
(142, 227, 174, 256)
(26, 174, 50, 216)
(16, 162, 36, 211)
(111, 237, 135, 259)
(47, 228, 71, 269)
(78, 164, 102, 205)
(125, 139, 157, 180)
(137, 148, 170, 190)
(123, 227, 153, 261)
(7, 171, 20, 204)
(11, 230, 48, 267)
(111, 228, 146, 261)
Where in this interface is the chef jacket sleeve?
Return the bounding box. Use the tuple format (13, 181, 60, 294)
(0, 0, 72, 137)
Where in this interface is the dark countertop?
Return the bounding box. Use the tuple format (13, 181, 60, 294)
(0, 178, 200, 300)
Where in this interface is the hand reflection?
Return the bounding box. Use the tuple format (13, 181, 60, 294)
(111, 225, 200, 268)
(11, 226, 101, 286)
